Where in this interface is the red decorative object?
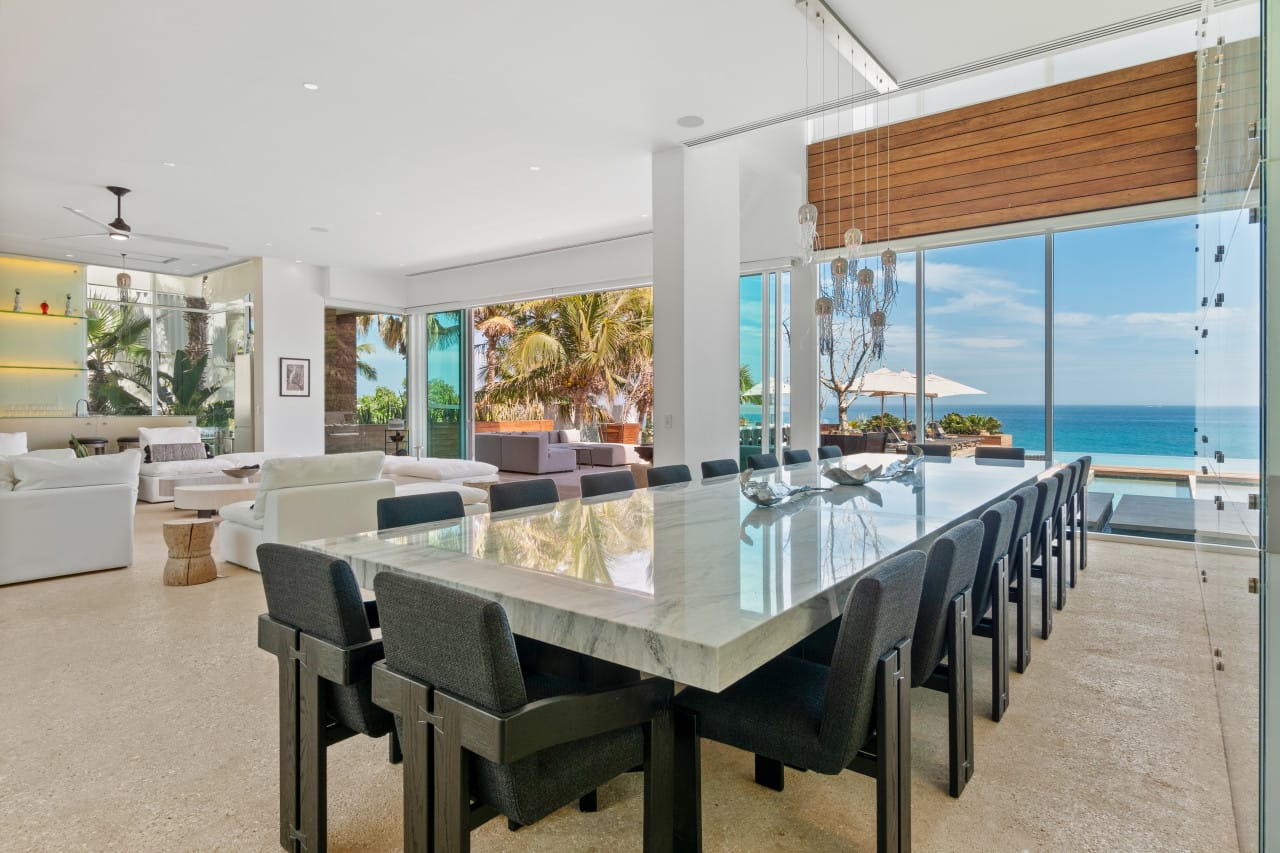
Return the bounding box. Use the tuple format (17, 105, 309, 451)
(39, 301, 49, 315)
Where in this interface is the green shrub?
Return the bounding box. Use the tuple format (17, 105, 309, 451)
(939, 412, 1002, 434)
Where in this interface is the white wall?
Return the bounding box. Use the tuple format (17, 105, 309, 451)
(258, 258, 326, 455)
(325, 265, 407, 311)
(404, 234, 654, 311)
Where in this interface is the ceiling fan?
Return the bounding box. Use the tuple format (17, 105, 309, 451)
(53, 186, 229, 251)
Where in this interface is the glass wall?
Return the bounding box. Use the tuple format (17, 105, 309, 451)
(85, 266, 241, 449)
(324, 310, 408, 454)
(739, 270, 790, 462)
(925, 238, 1044, 454)
(1194, 27, 1262, 852)
(426, 310, 465, 459)
(818, 251, 918, 446)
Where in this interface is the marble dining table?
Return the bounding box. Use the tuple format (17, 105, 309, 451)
(303, 453, 1049, 693)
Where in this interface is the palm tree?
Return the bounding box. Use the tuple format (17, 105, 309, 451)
(479, 289, 652, 429)
(86, 298, 151, 414)
(355, 312, 461, 356)
(474, 304, 519, 386)
(356, 342, 378, 382)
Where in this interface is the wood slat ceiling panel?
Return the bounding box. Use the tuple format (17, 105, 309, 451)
(806, 52, 1197, 248)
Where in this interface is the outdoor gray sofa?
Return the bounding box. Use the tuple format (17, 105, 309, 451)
(474, 430, 627, 474)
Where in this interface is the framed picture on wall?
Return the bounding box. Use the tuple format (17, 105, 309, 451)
(279, 357, 311, 397)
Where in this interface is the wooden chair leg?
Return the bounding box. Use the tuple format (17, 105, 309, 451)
(754, 755, 785, 791)
(990, 556, 1010, 722)
(875, 641, 911, 853)
(672, 708, 703, 853)
(1014, 534, 1031, 673)
(276, 628, 328, 853)
(643, 708, 675, 853)
(389, 729, 403, 765)
(433, 700, 470, 853)
(400, 683, 434, 853)
(947, 590, 974, 798)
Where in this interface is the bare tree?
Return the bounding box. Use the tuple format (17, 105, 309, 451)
(818, 265, 898, 429)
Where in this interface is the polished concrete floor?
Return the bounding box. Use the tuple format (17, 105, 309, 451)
(0, 502, 1246, 852)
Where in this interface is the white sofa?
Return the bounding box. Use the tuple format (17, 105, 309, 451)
(134, 425, 273, 502)
(379, 455, 499, 487)
(219, 451, 488, 572)
(0, 449, 141, 585)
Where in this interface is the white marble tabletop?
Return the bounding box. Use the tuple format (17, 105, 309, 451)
(303, 454, 1047, 691)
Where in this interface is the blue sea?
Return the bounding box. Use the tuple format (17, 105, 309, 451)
(748, 404, 1261, 462)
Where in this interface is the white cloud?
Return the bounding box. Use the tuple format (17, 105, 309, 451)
(948, 336, 1025, 349)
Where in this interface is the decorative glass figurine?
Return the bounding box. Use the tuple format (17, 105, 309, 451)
(12, 289, 21, 312)
(65, 294, 73, 316)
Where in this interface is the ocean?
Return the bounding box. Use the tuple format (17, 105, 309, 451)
(746, 404, 1261, 462)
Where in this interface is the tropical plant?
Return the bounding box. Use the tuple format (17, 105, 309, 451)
(427, 379, 461, 423)
(739, 364, 756, 403)
(86, 299, 151, 414)
(356, 342, 378, 382)
(477, 289, 653, 429)
(939, 412, 1002, 435)
(356, 312, 461, 357)
(864, 412, 908, 432)
(156, 352, 222, 415)
(356, 386, 406, 424)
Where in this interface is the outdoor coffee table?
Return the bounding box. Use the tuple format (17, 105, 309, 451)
(174, 483, 259, 518)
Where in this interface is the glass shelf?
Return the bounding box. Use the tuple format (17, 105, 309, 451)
(0, 364, 88, 371)
(0, 308, 87, 320)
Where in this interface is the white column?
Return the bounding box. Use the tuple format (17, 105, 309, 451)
(405, 312, 427, 457)
(651, 146, 741, 469)
(789, 260, 819, 454)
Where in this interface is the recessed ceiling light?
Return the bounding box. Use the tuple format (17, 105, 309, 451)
(375, 211, 384, 216)
(310, 226, 329, 233)
(676, 115, 705, 128)
(162, 161, 176, 167)
(528, 165, 542, 172)
(640, 213, 650, 219)
(398, 263, 405, 267)
(302, 82, 320, 91)
(265, 242, 272, 247)
(295, 259, 302, 263)
(64, 253, 75, 258)
(72, 208, 83, 213)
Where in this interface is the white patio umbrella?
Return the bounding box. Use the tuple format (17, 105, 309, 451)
(924, 372, 986, 424)
(855, 368, 918, 423)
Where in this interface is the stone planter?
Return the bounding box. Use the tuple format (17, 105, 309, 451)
(600, 423, 641, 444)
(474, 419, 554, 433)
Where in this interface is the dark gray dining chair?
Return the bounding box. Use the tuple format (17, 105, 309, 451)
(1026, 477, 1061, 638)
(1047, 468, 1075, 607)
(983, 483, 1039, 673)
(256, 544, 399, 853)
(376, 491, 465, 530)
(646, 463, 691, 487)
(974, 445, 1026, 460)
(970, 500, 1017, 722)
(913, 518, 985, 798)
(817, 445, 842, 460)
(489, 479, 560, 513)
(673, 550, 927, 853)
(746, 452, 779, 471)
(371, 572, 672, 853)
(1074, 456, 1093, 572)
(914, 443, 953, 458)
(700, 458, 739, 479)
(782, 449, 811, 465)
(580, 469, 636, 499)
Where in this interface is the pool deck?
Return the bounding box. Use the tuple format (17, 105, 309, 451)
(1108, 494, 1259, 545)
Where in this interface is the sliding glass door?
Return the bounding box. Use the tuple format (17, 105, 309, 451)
(740, 270, 790, 462)
(425, 310, 466, 459)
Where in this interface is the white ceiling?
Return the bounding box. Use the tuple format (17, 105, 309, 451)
(0, 0, 1200, 278)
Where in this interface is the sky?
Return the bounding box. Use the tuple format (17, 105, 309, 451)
(743, 212, 1260, 416)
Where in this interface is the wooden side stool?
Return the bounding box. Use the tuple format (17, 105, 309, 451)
(163, 519, 218, 586)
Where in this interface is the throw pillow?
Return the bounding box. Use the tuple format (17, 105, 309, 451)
(137, 426, 202, 452)
(146, 442, 209, 463)
(0, 432, 27, 455)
